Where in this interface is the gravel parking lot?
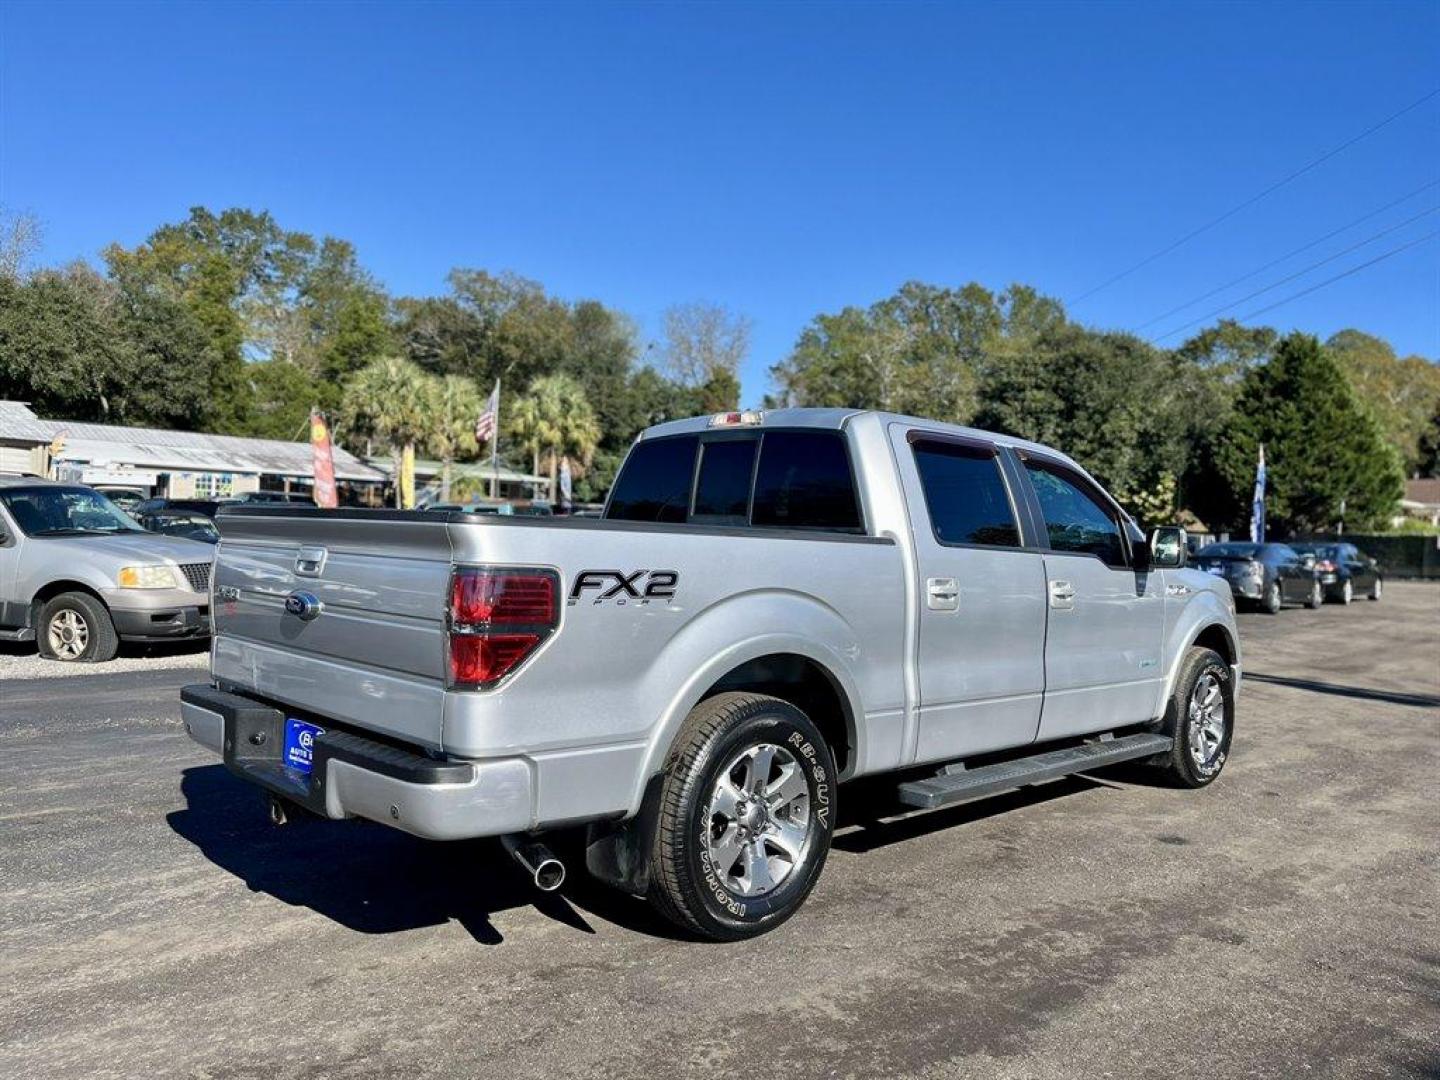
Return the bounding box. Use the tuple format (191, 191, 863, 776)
(2, 584, 1436, 1079)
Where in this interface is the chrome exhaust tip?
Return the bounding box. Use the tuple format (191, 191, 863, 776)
(501, 835, 566, 892)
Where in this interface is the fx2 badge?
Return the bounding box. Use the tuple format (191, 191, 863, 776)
(569, 569, 678, 606)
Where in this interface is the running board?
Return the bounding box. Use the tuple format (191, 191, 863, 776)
(0, 626, 35, 642)
(896, 732, 1173, 810)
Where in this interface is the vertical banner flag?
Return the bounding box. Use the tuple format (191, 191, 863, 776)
(559, 457, 572, 508)
(475, 379, 500, 498)
(399, 443, 416, 509)
(309, 408, 338, 508)
(1249, 443, 1266, 544)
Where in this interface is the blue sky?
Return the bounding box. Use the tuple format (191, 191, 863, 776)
(2, 1, 1437, 405)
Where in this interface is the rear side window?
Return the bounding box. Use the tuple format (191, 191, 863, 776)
(912, 440, 1020, 547)
(606, 435, 698, 523)
(692, 439, 758, 520)
(752, 432, 861, 531)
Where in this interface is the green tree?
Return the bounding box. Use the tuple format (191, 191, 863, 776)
(0, 262, 215, 427)
(976, 325, 1188, 521)
(1326, 329, 1440, 475)
(1417, 398, 1440, 478)
(660, 302, 750, 397)
(342, 356, 433, 507)
(242, 360, 328, 442)
(506, 374, 601, 503)
(769, 281, 1063, 425)
(1202, 333, 1404, 535)
(427, 374, 483, 501)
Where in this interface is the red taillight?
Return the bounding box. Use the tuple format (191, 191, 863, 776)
(448, 568, 558, 688)
(450, 571, 555, 626)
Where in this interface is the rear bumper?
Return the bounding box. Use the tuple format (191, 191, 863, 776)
(180, 684, 533, 839)
(113, 605, 210, 641)
(1218, 577, 1264, 600)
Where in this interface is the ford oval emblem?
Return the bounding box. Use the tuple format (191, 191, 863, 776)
(284, 591, 323, 621)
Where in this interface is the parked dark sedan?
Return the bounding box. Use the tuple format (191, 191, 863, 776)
(1193, 541, 1324, 614)
(1290, 542, 1384, 604)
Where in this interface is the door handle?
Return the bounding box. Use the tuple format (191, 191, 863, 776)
(1048, 579, 1076, 610)
(926, 577, 959, 611)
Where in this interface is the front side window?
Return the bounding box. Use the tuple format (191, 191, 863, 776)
(912, 440, 1020, 547)
(1023, 460, 1126, 567)
(606, 435, 698, 523)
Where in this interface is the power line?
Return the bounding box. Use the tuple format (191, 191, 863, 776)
(1231, 229, 1439, 324)
(1134, 178, 1440, 331)
(1152, 204, 1440, 341)
(1068, 87, 1440, 306)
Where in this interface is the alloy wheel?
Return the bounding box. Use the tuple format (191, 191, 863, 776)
(705, 742, 814, 898)
(47, 608, 90, 660)
(1187, 672, 1227, 770)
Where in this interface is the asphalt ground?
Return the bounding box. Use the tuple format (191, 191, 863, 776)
(1, 583, 1436, 1079)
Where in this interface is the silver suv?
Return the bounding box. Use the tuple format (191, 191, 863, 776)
(0, 478, 214, 661)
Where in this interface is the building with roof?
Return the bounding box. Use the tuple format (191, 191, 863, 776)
(0, 401, 386, 501)
(1400, 477, 1440, 527)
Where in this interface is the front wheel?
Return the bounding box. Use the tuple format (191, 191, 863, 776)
(647, 692, 836, 941)
(37, 592, 119, 663)
(1369, 578, 1382, 602)
(1150, 646, 1234, 788)
(1262, 580, 1282, 615)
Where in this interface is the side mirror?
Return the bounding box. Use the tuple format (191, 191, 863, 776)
(1149, 526, 1188, 569)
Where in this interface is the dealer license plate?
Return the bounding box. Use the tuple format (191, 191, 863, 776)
(282, 718, 325, 775)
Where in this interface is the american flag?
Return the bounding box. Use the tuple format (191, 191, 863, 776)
(475, 379, 499, 442)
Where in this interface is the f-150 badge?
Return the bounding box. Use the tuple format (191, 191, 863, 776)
(569, 569, 678, 605)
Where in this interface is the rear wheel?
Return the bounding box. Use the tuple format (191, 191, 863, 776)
(1305, 580, 1323, 609)
(1150, 646, 1234, 788)
(1262, 580, 1282, 614)
(37, 592, 119, 663)
(1339, 578, 1353, 605)
(647, 692, 835, 941)
(1370, 577, 1383, 602)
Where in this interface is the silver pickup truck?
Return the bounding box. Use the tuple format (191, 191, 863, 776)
(182, 408, 1240, 940)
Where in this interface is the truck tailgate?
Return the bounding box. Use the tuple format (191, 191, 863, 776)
(211, 511, 452, 750)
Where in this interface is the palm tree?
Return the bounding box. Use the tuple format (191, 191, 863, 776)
(343, 356, 432, 507)
(428, 374, 483, 501)
(507, 374, 601, 503)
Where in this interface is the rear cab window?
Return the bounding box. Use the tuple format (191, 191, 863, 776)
(606, 429, 862, 533)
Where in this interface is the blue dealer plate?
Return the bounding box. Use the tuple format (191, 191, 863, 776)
(283, 718, 325, 775)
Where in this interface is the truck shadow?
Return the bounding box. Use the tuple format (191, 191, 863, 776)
(170, 765, 1128, 944)
(832, 773, 1109, 853)
(167, 765, 687, 945)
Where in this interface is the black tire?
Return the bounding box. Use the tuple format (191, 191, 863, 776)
(1305, 579, 1323, 609)
(1149, 646, 1234, 788)
(1338, 578, 1353, 605)
(36, 591, 119, 663)
(1370, 577, 1383, 602)
(647, 692, 836, 941)
(1262, 579, 1282, 615)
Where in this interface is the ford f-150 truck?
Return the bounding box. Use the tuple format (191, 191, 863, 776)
(181, 408, 1240, 940)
